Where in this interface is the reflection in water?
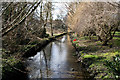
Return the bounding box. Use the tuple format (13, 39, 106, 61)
(26, 35, 85, 79)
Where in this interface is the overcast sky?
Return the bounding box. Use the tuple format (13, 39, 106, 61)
(52, 3, 67, 20)
(47, 0, 120, 20)
(36, 0, 120, 20)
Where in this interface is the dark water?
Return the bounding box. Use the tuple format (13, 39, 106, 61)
(26, 35, 88, 79)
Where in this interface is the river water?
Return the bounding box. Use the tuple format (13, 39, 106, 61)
(25, 35, 88, 80)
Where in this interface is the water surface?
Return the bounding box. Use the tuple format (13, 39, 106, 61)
(26, 35, 87, 79)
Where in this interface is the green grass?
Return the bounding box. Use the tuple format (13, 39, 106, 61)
(112, 37, 120, 46)
(82, 50, 120, 61)
(100, 51, 120, 60)
(113, 37, 120, 39)
(114, 31, 120, 36)
(71, 32, 120, 78)
(105, 55, 120, 79)
(81, 51, 120, 78)
(114, 40, 120, 46)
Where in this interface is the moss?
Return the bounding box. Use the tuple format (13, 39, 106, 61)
(53, 34, 61, 36)
(2, 55, 20, 68)
(2, 55, 21, 77)
(29, 41, 39, 45)
(83, 54, 99, 59)
(2, 54, 27, 80)
(21, 45, 36, 52)
(2, 49, 11, 54)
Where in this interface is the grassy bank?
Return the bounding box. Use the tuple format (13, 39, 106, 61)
(70, 32, 120, 79)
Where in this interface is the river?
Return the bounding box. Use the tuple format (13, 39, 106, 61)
(25, 35, 89, 80)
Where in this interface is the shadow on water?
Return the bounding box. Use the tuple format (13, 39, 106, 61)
(25, 35, 89, 80)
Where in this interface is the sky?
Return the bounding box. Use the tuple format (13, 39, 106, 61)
(47, 0, 120, 20)
(36, 1, 68, 20)
(36, 0, 120, 20)
(49, 0, 120, 20)
(52, 3, 68, 20)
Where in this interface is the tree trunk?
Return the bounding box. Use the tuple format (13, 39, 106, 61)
(51, 27, 53, 36)
(97, 35, 102, 42)
(102, 40, 108, 46)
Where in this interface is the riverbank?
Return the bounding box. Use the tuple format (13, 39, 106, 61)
(70, 32, 120, 79)
(2, 32, 67, 80)
(22, 32, 67, 57)
(25, 35, 90, 79)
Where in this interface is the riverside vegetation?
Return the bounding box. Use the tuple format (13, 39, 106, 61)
(70, 31, 120, 79)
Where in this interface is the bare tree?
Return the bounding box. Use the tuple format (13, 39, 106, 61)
(66, 2, 120, 45)
(2, 1, 41, 36)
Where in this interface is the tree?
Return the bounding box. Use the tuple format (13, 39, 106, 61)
(2, 1, 45, 53)
(49, 2, 53, 36)
(2, 2, 41, 36)
(66, 2, 120, 45)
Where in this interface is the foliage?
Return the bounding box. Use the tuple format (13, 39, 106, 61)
(105, 55, 120, 79)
